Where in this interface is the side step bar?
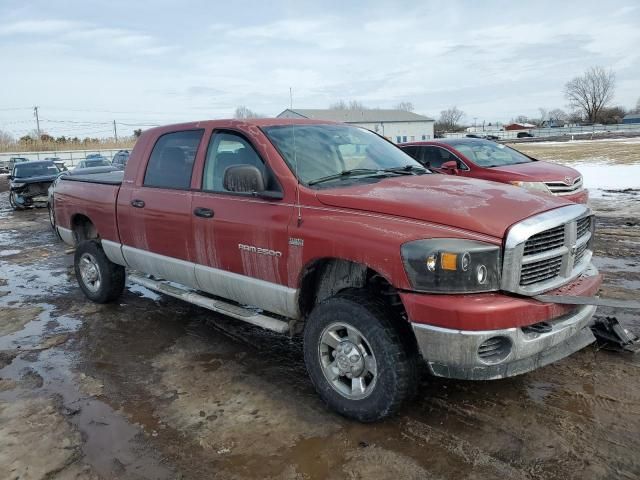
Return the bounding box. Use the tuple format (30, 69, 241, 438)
(128, 273, 290, 334)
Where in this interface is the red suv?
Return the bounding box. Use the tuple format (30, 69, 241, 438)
(400, 138, 588, 204)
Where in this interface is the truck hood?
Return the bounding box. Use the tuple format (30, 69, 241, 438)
(11, 174, 58, 185)
(491, 161, 581, 182)
(315, 175, 569, 239)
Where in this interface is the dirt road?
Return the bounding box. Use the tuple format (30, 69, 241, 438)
(1, 190, 639, 480)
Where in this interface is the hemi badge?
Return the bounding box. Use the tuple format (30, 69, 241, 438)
(289, 238, 304, 247)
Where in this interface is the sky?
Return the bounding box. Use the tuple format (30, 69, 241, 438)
(0, 0, 639, 138)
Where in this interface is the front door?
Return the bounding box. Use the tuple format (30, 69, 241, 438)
(189, 130, 296, 317)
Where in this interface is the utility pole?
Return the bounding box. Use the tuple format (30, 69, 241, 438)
(33, 106, 41, 138)
(289, 87, 293, 109)
(113, 120, 118, 142)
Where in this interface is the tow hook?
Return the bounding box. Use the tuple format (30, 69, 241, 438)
(591, 317, 640, 353)
(534, 295, 640, 353)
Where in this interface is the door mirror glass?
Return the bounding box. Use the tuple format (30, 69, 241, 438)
(441, 160, 459, 173)
(223, 165, 265, 193)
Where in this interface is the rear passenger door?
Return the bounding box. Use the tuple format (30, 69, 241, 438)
(118, 129, 204, 289)
(189, 130, 295, 317)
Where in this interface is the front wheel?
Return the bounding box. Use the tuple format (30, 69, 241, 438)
(9, 192, 24, 210)
(74, 240, 125, 303)
(303, 289, 418, 422)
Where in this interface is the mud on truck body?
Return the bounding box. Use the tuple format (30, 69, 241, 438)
(52, 119, 602, 421)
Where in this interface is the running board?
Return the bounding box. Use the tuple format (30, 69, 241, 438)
(128, 274, 290, 334)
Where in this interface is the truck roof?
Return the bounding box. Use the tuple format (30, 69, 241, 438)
(141, 118, 337, 137)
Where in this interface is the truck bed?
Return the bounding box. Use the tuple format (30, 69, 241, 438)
(61, 171, 124, 185)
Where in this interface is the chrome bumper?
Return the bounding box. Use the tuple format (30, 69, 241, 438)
(412, 303, 597, 380)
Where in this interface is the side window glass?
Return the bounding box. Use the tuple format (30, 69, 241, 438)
(203, 132, 278, 192)
(144, 130, 203, 189)
(401, 146, 419, 159)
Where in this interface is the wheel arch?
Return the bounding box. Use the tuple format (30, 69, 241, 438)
(297, 257, 407, 321)
(70, 213, 99, 245)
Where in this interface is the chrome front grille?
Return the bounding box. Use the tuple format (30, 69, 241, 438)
(544, 176, 583, 196)
(523, 225, 565, 256)
(520, 255, 563, 285)
(502, 204, 594, 295)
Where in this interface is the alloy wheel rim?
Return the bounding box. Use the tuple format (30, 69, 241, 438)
(79, 253, 102, 293)
(318, 322, 378, 400)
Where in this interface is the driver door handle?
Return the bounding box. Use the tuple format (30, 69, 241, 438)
(131, 199, 145, 208)
(193, 207, 214, 218)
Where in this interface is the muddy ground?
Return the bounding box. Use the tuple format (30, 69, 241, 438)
(0, 189, 639, 480)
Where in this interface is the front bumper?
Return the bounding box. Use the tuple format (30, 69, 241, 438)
(412, 304, 596, 380)
(403, 263, 602, 380)
(555, 189, 589, 205)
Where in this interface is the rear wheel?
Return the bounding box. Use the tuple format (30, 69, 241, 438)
(303, 289, 417, 422)
(74, 240, 125, 303)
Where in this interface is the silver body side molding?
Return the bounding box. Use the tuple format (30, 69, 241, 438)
(57, 226, 75, 246)
(102, 239, 127, 266)
(119, 244, 299, 319)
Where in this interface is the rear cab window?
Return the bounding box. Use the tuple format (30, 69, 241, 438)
(143, 130, 204, 189)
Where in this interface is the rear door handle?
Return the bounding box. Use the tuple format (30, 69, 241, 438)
(131, 199, 145, 208)
(193, 207, 214, 218)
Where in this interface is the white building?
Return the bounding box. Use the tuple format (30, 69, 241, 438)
(277, 108, 435, 144)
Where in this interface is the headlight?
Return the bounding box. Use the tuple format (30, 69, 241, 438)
(401, 239, 501, 293)
(510, 181, 551, 194)
(10, 181, 26, 188)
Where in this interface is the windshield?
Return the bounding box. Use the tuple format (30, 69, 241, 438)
(263, 124, 425, 185)
(448, 140, 533, 167)
(14, 162, 59, 178)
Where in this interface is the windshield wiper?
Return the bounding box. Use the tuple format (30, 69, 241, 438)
(381, 165, 428, 175)
(307, 168, 385, 186)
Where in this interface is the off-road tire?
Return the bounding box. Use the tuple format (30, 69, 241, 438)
(74, 240, 125, 303)
(304, 288, 418, 422)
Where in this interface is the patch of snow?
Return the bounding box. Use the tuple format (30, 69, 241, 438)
(0, 249, 21, 257)
(572, 163, 640, 191)
(127, 283, 162, 301)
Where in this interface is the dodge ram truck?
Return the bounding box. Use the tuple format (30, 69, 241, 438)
(53, 119, 602, 421)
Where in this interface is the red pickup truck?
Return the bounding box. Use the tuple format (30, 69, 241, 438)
(399, 138, 589, 204)
(54, 119, 601, 421)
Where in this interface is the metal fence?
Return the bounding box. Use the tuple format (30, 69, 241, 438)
(444, 122, 640, 140)
(0, 148, 126, 168)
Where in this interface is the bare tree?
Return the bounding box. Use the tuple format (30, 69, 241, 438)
(234, 105, 261, 119)
(0, 129, 14, 145)
(395, 102, 414, 112)
(512, 115, 530, 124)
(565, 66, 616, 123)
(548, 108, 568, 121)
(329, 100, 368, 110)
(634, 97, 640, 114)
(436, 106, 465, 132)
(538, 108, 548, 122)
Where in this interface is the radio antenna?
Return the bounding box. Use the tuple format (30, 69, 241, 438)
(291, 87, 302, 226)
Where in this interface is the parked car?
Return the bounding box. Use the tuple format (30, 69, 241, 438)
(7, 157, 29, 173)
(47, 165, 121, 230)
(53, 119, 601, 421)
(74, 157, 112, 170)
(400, 138, 588, 203)
(111, 150, 130, 170)
(8, 160, 61, 209)
(517, 132, 534, 138)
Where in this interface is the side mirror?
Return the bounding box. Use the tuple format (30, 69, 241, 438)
(7, 175, 13, 180)
(440, 160, 459, 174)
(223, 165, 283, 200)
